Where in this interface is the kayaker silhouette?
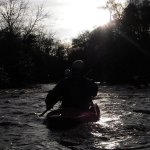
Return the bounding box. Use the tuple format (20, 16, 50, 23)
(45, 60, 98, 111)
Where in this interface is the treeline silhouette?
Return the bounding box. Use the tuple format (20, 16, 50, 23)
(70, 1, 150, 85)
(0, 1, 150, 88)
(0, 0, 68, 87)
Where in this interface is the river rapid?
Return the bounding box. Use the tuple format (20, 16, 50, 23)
(0, 84, 150, 150)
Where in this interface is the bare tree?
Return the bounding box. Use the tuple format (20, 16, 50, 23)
(23, 1, 48, 39)
(0, 0, 48, 38)
(0, 0, 27, 32)
(101, 0, 125, 21)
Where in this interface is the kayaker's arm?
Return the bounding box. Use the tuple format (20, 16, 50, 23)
(45, 79, 66, 110)
(45, 90, 59, 110)
(40, 90, 59, 117)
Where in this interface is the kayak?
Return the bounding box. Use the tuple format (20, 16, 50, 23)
(45, 104, 100, 130)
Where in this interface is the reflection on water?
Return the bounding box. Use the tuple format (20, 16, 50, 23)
(0, 84, 150, 149)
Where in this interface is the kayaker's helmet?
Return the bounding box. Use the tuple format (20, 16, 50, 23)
(72, 60, 84, 75)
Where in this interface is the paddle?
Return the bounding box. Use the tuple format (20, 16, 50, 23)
(39, 109, 48, 117)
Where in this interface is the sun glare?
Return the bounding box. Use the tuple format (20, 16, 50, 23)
(47, 0, 111, 41)
(60, 0, 110, 33)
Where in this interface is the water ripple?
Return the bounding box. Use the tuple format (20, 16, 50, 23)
(0, 84, 150, 149)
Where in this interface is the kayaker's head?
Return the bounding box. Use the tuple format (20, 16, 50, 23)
(72, 60, 85, 76)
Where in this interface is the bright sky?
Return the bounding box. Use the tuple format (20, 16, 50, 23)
(33, 0, 126, 42)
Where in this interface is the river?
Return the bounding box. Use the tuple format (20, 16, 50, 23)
(0, 84, 150, 150)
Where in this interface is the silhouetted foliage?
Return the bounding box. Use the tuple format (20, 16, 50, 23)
(72, 31, 91, 49)
(0, 0, 67, 88)
(0, 0, 150, 88)
(68, 1, 150, 85)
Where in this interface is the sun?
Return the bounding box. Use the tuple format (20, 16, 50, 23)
(62, 0, 110, 31)
(48, 0, 111, 41)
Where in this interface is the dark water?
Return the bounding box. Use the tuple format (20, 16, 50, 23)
(0, 84, 150, 150)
